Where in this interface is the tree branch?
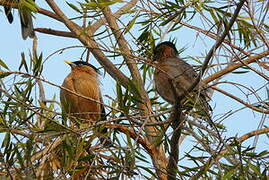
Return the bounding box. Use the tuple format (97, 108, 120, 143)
(211, 86, 269, 114)
(101, 6, 143, 86)
(101, 4, 168, 179)
(34, 28, 76, 38)
(106, 124, 153, 154)
(167, 110, 185, 180)
(91, 0, 138, 33)
(0, 1, 62, 22)
(179, 22, 249, 56)
(188, 0, 247, 94)
(142, 10, 249, 57)
(44, 0, 131, 90)
(204, 50, 269, 83)
(236, 56, 269, 81)
(191, 127, 269, 179)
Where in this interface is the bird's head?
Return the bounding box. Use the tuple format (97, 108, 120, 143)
(153, 41, 178, 62)
(64, 60, 99, 74)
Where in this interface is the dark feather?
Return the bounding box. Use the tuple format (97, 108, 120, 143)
(153, 41, 212, 115)
(20, 10, 35, 39)
(4, 0, 35, 39)
(4, 7, 13, 23)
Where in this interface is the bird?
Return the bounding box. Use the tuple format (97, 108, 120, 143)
(4, 0, 35, 39)
(60, 60, 110, 144)
(153, 41, 212, 115)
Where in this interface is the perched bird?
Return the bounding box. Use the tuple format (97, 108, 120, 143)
(153, 41, 212, 114)
(60, 61, 109, 144)
(4, 0, 35, 39)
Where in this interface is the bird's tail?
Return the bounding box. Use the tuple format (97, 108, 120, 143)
(98, 104, 112, 146)
(4, 4, 35, 39)
(184, 91, 212, 120)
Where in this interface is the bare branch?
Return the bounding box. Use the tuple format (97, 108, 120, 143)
(45, 0, 131, 91)
(101, 4, 168, 179)
(192, 127, 269, 179)
(34, 28, 76, 38)
(204, 50, 269, 83)
(106, 124, 153, 154)
(179, 22, 249, 56)
(0, 1, 62, 22)
(101, 6, 143, 85)
(237, 57, 269, 81)
(167, 110, 185, 180)
(188, 0, 247, 94)
(91, 0, 138, 33)
(212, 86, 269, 114)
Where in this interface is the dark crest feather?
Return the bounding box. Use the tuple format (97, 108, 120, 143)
(72, 61, 99, 73)
(154, 41, 178, 54)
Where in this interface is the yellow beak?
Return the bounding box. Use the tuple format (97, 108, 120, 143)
(64, 60, 73, 65)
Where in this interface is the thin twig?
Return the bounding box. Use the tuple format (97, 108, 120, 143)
(45, 0, 131, 90)
(191, 127, 269, 179)
(188, 0, 247, 94)
(212, 86, 269, 114)
(34, 28, 76, 38)
(204, 50, 269, 84)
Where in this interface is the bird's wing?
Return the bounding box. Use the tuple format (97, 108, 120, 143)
(164, 58, 198, 80)
(99, 95, 106, 121)
(19, 9, 35, 39)
(73, 75, 110, 144)
(60, 76, 80, 114)
(162, 58, 211, 102)
(71, 75, 101, 121)
(160, 58, 198, 93)
(99, 95, 109, 138)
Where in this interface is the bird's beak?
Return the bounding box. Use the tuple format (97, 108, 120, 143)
(64, 60, 74, 67)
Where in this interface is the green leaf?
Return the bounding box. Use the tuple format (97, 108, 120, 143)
(0, 59, 10, 70)
(124, 16, 138, 34)
(258, 150, 269, 157)
(19, 52, 29, 72)
(249, 163, 261, 176)
(1, 132, 10, 148)
(232, 70, 249, 74)
(124, 14, 138, 34)
(66, 2, 82, 13)
(138, 165, 158, 178)
(160, 13, 178, 26)
(82, 0, 125, 9)
(221, 165, 239, 179)
(20, 0, 38, 13)
(116, 82, 123, 106)
(0, 116, 5, 127)
(42, 120, 66, 133)
(33, 53, 43, 76)
(208, 8, 219, 24)
(14, 145, 25, 168)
